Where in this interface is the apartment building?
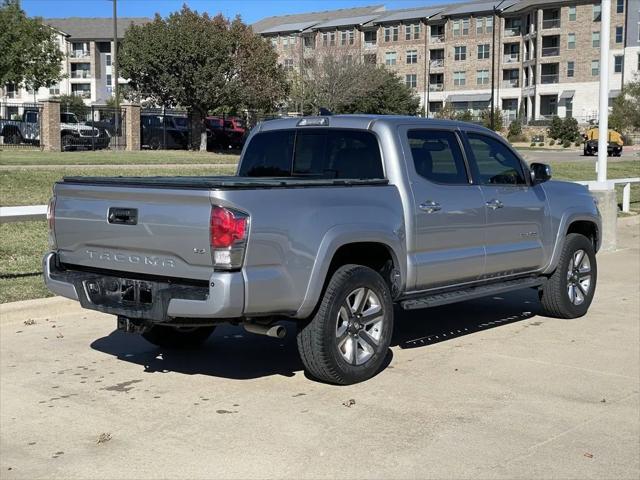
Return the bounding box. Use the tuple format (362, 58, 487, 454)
(254, 0, 640, 123)
(1, 17, 149, 108)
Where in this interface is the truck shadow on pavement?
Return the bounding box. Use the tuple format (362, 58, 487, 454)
(90, 288, 540, 381)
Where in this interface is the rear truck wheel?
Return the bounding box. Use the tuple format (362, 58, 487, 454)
(539, 233, 597, 319)
(142, 325, 215, 349)
(296, 265, 394, 385)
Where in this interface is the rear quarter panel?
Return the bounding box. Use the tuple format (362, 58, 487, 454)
(213, 185, 406, 318)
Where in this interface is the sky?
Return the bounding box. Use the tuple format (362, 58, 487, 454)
(21, 0, 467, 24)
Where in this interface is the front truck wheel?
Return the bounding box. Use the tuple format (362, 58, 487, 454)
(142, 325, 215, 349)
(297, 265, 394, 385)
(539, 233, 597, 319)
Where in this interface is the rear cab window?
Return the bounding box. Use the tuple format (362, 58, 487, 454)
(239, 128, 384, 179)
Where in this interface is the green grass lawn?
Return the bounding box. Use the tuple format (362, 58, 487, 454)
(0, 149, 240, 165)
(1, 158, 638, 304)
(1, 165, 237, 206)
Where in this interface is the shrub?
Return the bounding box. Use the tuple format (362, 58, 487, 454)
(562, 139, 571, 148)
(549, 139, 555, 146)
(481, 109, 503, 131)
(530, 141, 536, 147)
(538, 142, 544, 147)
(574, 140, 581, 147)
(547, 116, 563, 140)
(508, 134, 528, 143)
(559, 117, 580, 144)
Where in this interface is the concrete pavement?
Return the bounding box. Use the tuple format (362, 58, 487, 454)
(1, 217, 638, 480)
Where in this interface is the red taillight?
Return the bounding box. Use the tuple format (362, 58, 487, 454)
(210, 206, 247, 248)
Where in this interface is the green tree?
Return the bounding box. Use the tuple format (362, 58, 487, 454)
(481, 108, 503, 131)
(57, 94, 88, 119)
(559, 117, 580, 143)
(609, 78, 640, 133)
(0, 0, 64, 94)
(119, 6, 287, 150)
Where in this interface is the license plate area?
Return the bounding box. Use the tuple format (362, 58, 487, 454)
(84, 277, 155, 308)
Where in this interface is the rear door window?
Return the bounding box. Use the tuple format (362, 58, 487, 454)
(239, 129, 383, 179)
(407, 130, 469, 184)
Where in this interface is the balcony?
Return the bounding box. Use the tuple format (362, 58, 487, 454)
(70, 70, 91, 79)
(540, 74, 559, 84)
(541, 46, 559, 57)
(429, 84, 444, 92)
(542, 18, 560, 29)
(69, 50, 90, 59)
(502, 79, 519, 88)
(503, 53, 520, 63)
(72, 91, 91, 99)
(504, 27, 521, 37)
(430, 34, 445, 44)
(429, 58, 444, 68)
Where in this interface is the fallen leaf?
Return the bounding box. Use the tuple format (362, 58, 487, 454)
(96, 433, 112, 444)
(342, 399, 356, 408)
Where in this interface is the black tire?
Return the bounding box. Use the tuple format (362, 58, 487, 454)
(539, 233, 597, 319)
(61, 134, 73, 151)
(142, 325, 215, 349)
(296, 265, 394, 385)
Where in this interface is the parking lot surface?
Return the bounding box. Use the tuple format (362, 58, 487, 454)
(1, 218, 639, 480)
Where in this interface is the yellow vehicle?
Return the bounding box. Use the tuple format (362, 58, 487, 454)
(583, 127, 623, 157)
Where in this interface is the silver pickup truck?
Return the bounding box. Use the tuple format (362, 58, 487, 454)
(44, 115, 601, 384)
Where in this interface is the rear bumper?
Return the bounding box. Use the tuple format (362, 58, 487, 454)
(42, 252, 244, 322)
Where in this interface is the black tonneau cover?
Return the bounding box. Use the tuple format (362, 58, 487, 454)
(60, 175, 389, 190)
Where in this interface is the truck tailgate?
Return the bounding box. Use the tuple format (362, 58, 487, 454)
(53, 183, 214, 281)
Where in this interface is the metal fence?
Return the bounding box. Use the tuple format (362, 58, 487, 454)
(141, 108, 190, 150)
(61, 104, 127, 151)
(0, 102, 42, 149)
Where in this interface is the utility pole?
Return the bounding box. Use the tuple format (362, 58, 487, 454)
(112, 0, 119, 150)
(491, 5, 497, 129)
(596, 0, 610, 184)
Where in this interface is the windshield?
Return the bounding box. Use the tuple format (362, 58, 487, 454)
(60, 113, 78, 124)
(173, 117, 188, 128)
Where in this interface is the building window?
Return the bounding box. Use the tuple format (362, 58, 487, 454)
(477, 43, 490, 59)
(616, 0, 624, 14)
(406, 49, 418, 64)
(453, 18, 469, 36)
(283, 36, 289, 47)
(593, 3, 601, 22)
(385, 51, 397, 65)
(454, 45, 467, 61)
(567, 61, 574, 78)
(566, 33, 576, 50)
(270, 37, 278, 47)
(615, 26, 623, 43)
(591, 59, 599, 76)
(614, 56, 623, 73)
(476, 17, 484, 34)
(405, 24, 420, 40)
(568, 6, 576, 21)
(385, 26, 399, 42)
(364, 30, 377, 45)
(341, 31, 347, 45)
(486, 16, 493, 33)
(106, 54, 111, 66)
(329, 32, 336, 46)
(49, 83, 60, 95)
(453, 71, 466, 86)
(592, 31, 600, 48)
(106, 74, 112, 86)
(322, 32, 328, 46)
(283, 59, 294, 72)
(462, 18, 469, 35)
(476, 69, 489, 85)
(405, 74, 417, 88)
(476, 16, 492, 34)
(638, 53, 640, 71)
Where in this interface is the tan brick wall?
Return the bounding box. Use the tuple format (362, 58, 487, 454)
(123, 103, 141, 151)
(41, 99, 61, 152)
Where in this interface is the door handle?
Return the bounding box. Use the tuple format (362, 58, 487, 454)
(485, 199, 504, 210)
(419, 200, 442, 213)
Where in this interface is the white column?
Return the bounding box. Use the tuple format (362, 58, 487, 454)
(596, 0, 611, 184)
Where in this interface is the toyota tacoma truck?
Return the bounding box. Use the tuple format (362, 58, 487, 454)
(43, 115, 601, 384)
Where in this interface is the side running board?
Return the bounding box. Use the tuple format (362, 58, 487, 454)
(400, 277, 546, 311)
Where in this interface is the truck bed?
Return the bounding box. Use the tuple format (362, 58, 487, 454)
(60, 175, 389, 190)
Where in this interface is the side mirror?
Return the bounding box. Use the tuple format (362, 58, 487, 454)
(530, 162, 552, 184)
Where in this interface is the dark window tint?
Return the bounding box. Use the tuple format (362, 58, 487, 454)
(239, 129, 383, 179)
(466, 133, 527, 185)
(407, 130, 468, 184)
(239, 130, 295, 177)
